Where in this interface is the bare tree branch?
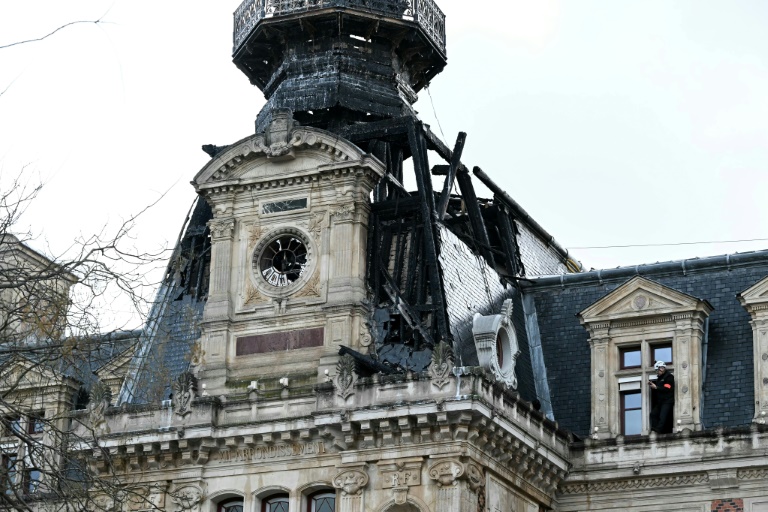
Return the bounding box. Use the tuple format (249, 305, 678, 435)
(0, 20, 104, 50)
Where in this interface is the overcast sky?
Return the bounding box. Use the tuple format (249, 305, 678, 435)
(1, 0, 767, 319)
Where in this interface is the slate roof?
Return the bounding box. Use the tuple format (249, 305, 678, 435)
(119, 197, 211, 404)
(523, 250, 768, 437)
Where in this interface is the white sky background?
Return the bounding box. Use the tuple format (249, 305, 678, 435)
(1, 0, 767, 326)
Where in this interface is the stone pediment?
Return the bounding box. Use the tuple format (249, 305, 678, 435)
(193, 113, 384, 191)
(738, 275, 768, 313)
(578, 276, 712, 325)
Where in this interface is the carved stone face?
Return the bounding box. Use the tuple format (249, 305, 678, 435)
(256, 234, 309, 287)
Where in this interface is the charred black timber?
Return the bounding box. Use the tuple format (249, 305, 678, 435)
(380, 268, 435, 348)
(456, 168, 495, 266)
(338, 345, 397, 376)
(473, 166, 575, 266)
(407, 119, 451, 344)
(437, 131, 467, 221)
(497, 207, 525, 280)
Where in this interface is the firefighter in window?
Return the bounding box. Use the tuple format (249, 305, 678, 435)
(648, 360, 675, 433)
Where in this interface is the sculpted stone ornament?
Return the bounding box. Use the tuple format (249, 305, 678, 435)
(263, 109, 297, 160)
(209, 219, 235, 241)
(169, 485, 204, 512)
(88, 380, 112, 436)
(335, 354, 357, 400)
(428, 459, 465, 487)
(172, 371, 198, 417)
(333, 468, 369, 495)
(429, 341, 454, 390)
(472, 299, 520, 389)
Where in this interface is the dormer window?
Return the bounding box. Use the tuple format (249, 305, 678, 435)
(578, 276, 712, 439)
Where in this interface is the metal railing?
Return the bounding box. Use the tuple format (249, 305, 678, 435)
(233, 0, 445, 54)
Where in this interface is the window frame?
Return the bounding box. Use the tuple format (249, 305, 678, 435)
(616, 338, 674, 436)
(620, 390, 643, 436)
(262, 494, 289, 512)
(218, 498, 244, 512)
(619, 346, 642, 370)
(307, 490, 337, 512)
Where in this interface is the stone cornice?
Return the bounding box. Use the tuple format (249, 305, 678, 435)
(560, 473, 709, 494)
(78, 373, 572, 496)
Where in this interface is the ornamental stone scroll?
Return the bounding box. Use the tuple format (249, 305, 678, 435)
(471, 299, 520, 388)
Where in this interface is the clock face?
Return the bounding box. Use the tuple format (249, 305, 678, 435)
(258, 235, 309, 287)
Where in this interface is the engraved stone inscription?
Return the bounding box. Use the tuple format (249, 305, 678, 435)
(215, 442, 326, 463)
(381, 469, 421, 489)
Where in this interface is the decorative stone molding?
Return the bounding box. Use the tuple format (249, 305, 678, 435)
(88, 380, 112, 436)
(172, 371, 198, 417)
(307, 212, 325, 243)
(169, 484, 204, 512)
(472, 299, 520, 388)
(428, 459, 465, 487)
(465, 463, 485, 492)
(429, 341, 454, 390)
(295, 271, 321, 298)
(331, 204, 355, 222)
(335, 354, 357, 400)
(248, 223, 265, 248)
(560, 473, 709, 494)
(209, 219, 235, 241)
(333, 468, 369, 495)
(244, 280, 266, 306)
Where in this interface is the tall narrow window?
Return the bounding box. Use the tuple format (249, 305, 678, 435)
(308, 491, 336, 512)
(621, 391, 642, 435)
(2, 454, 18, 494)
(263, 495, 289, 512)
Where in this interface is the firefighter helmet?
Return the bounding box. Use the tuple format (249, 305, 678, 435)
(654, 360, 667, 370)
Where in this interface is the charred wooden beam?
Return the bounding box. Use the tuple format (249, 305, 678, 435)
(407, 119, 451, 344)
(456, 167, 495, 266)
(380, 268, 435, 348)
(497, 206, 525, 280)
(473, 166, 574, 267)
(437, 132, 467, 221)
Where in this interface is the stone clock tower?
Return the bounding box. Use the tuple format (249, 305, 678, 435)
(193, 0, 447, 393)
(193, 111, 384, 392)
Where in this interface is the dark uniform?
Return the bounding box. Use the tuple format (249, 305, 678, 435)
(650, 371, 675, 433)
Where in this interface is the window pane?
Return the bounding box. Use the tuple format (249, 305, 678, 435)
(312, 493, 336, 512)
(221, 502, 243, 512)
(267, 497, 289, 512)
(653, 345, 672, 364)
(622, 349, 641, 368)
(624, 392, 642, 410)
(624, 409, 642, 436)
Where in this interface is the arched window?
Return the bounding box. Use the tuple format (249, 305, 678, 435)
(218, 499, 244, 512)
(308, 491, 336, 512)
(262, 495, 289, 512)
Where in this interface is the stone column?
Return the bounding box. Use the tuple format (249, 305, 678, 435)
(753, 318, 768, 423)
(205, 217, 235, 320)
(333, 467, 369, 512)
(589, 327, 611, 439)
(674, 314, 705, 432)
